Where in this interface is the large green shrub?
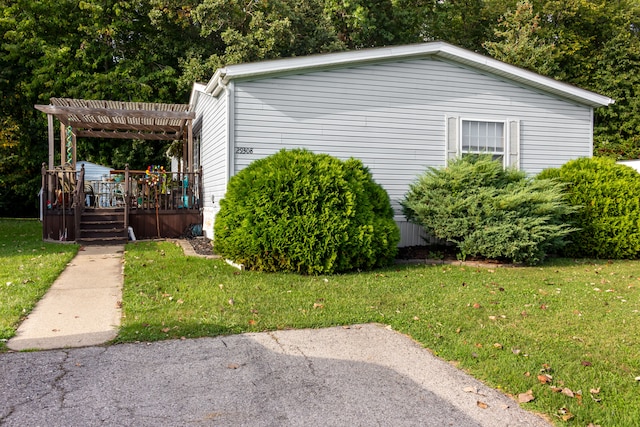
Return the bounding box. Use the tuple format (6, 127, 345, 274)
(214, 149, 399, 274)
(537, 157, 640, 259)
(402, 156, 575, 264)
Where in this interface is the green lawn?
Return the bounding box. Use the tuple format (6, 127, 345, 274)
(2, 220, 640, 426)
(121, 241, 640, 426)
(0, 219, 78, 347)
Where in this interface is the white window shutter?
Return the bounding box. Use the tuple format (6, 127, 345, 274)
(508, 120, 520, 169)
(446, 116, 459, 162)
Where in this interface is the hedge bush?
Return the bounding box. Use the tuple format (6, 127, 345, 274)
(402, 155, 575, 264)
(214, 149, 399, 274)
(537, 157, 640, 259)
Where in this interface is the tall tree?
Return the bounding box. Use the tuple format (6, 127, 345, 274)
(323, 0, 425, 48)
(178, 0, 346, 87)
(483, 1, 560, 76)
(0, 0, 201, 215)
(483, 0, 640, 159)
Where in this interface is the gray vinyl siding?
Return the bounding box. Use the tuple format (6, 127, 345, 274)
(195, 90, 228, 238)
(231, 57, 593, 217)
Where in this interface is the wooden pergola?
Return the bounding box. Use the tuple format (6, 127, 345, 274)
(35, 98, 196, 172)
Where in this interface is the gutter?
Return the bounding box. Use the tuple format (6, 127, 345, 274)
(205, 69, 229, 97)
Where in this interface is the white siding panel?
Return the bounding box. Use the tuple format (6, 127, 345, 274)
(226, 57, 593, 245)
(196, 91, 228, 238)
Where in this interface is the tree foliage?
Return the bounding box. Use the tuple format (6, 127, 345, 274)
(3, 0, 640, 216)
(537, 157, 640, 259)
(484, 0, 640, 159)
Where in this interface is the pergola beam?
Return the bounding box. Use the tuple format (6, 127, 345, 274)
(36, 97, 194, 170)
(74, 129, 183, 141)
(68, 121, 184, 134)
(34, 104, 195, 121)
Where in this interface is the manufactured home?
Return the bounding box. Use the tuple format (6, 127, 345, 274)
(190, 42, 613, 246)
(37, 42, 613, 245)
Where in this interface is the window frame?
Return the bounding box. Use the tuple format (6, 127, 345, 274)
(459, 118, 508, 167)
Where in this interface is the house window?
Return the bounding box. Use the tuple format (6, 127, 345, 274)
(461, 120, 505, 164)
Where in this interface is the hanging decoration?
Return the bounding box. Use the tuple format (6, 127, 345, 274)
(146, 165, 167, 238)
(66, 126, 73, 164)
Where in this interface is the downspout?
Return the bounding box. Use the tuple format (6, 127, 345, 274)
(226, 81, 235, 180)
(589, 107, 594, 158)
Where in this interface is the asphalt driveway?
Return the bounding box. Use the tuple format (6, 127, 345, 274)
(0, 324, 550, 426)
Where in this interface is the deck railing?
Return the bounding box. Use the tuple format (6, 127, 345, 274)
(116, 166, 202, 213)
(41, 163, 86, 241)
(41, 164, 202, 241)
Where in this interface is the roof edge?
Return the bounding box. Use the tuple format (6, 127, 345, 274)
(202, 41, 614, 108)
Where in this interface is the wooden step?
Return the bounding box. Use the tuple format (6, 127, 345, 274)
(78, 236, 128, 245)
(79, 207, 128, 244)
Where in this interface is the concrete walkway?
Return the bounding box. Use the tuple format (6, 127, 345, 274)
(7, 245, 124, 351)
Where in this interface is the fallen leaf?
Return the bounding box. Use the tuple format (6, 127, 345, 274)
(590, 387, 601, 394)
(556, 407, 574, 421)
(489, 315, 497, 320)
(493, 343, 503, 349)
(477, 401, 489, 409)
(512, 348, 521, 355)
(313, 302, 324, 309)
(463, 386, 478, 393)
(248, 319, 257, 326)
(227, 363, 240, 369)
(518, 390, 535, 403)
(562, 388, 575, 398)
(228, 298, 235, 305)
(550, 387, 563, 393)
(473, 303, 481, 309)
(540, 304, 548, 310)
(582, 360, 592, 367)
(537, 374, 553, 384)
(161, 327, 170, 333)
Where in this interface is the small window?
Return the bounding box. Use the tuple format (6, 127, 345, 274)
(461, 120, 505, 164)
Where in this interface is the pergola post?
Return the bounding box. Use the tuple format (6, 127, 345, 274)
(47, 114, 55, 169)
(71, 130, 77, 168)
(187, 120, 193, 172)
(60, 123, 66, 166)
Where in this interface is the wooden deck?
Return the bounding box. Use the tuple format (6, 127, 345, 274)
(41, 165, 203, 243)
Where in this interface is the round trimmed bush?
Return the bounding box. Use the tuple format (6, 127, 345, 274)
(214, 149, 399, 274)
(537, 157, 640, 258)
